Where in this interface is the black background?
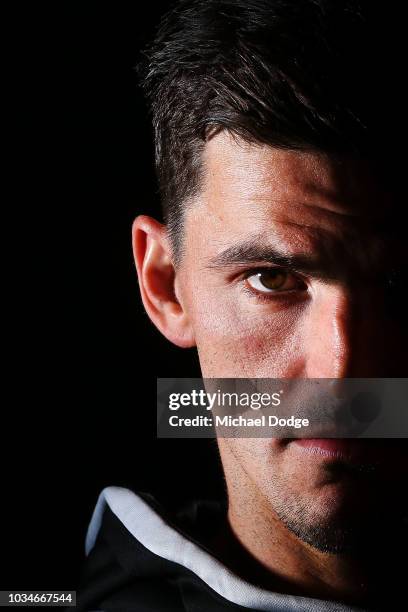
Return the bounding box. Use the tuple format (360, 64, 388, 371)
(3, 1, 224, 590)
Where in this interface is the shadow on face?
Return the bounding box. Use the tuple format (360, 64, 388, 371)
(176, 132, 406, 379)
(133, 132, 407, 553)
(173, 133, 407, 552)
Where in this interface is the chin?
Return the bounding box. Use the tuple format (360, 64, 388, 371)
(272, 480, 383, 555)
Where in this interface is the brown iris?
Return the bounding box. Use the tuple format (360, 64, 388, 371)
(257, 270, 288, 290)
(246, 268, 293, 293)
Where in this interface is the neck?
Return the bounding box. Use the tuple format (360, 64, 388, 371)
(209, 482, 404, 608)
(227, 500, 367, 604)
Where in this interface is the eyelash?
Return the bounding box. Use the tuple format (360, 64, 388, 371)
(239, 267, 308, 302)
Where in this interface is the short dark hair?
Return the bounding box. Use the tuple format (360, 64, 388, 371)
(140, 0, 403, 262)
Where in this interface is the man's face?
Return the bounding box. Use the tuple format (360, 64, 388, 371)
(173, 132, 407, 552)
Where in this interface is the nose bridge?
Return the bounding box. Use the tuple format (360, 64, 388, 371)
(330, 291, 352, 377)
(306, 287, 354, 378)
(304, 280, 405, 378)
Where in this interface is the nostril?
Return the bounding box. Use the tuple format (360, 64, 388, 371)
(350, 391, 382, 424)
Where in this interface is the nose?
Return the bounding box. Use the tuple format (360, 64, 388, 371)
(305, 287, 352, 378)
(304, 285, 396, 378)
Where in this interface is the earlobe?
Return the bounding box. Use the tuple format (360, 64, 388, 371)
(132, 215, 195, 348)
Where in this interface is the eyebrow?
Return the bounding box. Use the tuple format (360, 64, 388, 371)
(206, 239, 335, 279)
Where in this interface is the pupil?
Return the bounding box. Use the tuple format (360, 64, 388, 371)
(260, 270, 286, 289)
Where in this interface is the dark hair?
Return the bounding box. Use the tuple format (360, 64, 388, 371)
(140, 0, 403, 262)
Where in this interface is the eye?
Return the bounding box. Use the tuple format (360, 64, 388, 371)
(245, 268, 305, 294)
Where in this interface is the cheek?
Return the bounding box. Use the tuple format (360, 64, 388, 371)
(187, 288, 306, 376)
(220, 439, 295, 506)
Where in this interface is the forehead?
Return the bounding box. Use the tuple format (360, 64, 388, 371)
(182, 132, 397, 257)
(199, 132, 389, 221)
(178, 133, 407, 279)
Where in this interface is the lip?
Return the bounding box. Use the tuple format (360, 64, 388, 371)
(289, 438, 406, 465)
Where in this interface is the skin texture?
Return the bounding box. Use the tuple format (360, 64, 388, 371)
(133, 132, 407, 607)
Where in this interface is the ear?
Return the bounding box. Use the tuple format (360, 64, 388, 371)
(132, 215, 195, 348)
